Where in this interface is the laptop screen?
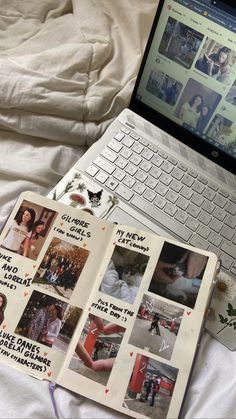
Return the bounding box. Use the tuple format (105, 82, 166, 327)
(130, 0, 236, 175)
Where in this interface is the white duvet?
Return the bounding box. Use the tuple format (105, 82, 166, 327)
(0, 1, 235, 418)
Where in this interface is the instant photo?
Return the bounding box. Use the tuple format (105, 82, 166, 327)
(124, 354, 178, 419)
(129, 295, 184, 360)
(99, 245, 149, 305)
(69, 313, 125, 385)
(33, 237, 90, 299)
(148, 241, 208, 309)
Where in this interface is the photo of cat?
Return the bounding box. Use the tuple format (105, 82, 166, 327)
(99, 245, 149, 304)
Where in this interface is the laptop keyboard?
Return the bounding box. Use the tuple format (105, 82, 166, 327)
(85, 126, 236, 276)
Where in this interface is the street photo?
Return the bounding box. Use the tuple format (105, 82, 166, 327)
(69, 314, 125, 385)
(124, 353, 178, 419)
(129, 294, 184, 360)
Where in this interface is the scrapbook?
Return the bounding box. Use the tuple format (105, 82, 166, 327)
(0, 191, 218, 419)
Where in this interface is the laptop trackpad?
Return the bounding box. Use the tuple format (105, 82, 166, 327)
(107, 206, 152, 231)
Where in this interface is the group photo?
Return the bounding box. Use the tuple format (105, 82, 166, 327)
(33, 237, 90, 299)
(69, 313, 125, 385)
(129, 294, 184, 360)
(15, 290, 81, 352)
(0, 200, 57, 260)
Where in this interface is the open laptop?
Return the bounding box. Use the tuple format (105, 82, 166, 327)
(48, 0, 236, 346)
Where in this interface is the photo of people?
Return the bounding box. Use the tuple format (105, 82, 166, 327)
(69, 314, 125, 385)
(99, 245, 149, 304)
(33, 237, 90, 299)
(226, 79, 236, 106)
(205, 114, 236, 154)
(195, 38, 236, 85)
(0, 200, 57, 260)
(124, 354, 178, 418)
(129, 295, 183, 360)
(148, 241, 208, 308)
(146, 70, 182, 106)
(15, 290, 82, 352)
(0, 293, 7, 326)
(175, 78, 221, 131)
(158, 17, 203, 69)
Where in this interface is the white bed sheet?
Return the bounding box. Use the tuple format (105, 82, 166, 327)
(0, 0, 235, 418)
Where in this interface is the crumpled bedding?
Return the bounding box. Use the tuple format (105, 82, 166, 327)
(0, 1, 235, 418)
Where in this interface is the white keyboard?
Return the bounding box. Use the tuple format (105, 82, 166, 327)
(85, 126, 236, 276)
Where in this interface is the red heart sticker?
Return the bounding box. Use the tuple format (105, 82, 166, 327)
(24, 292, 28, 297)
(44, 352, 48, 357)
(24, 273, 29, 277)
(130, 352, 133, 357)
(48, 371, 52, 377)
(102, 227, 105, 230)
(105, 389, 109, 394)
(113, 242, 116, 246)
(2, 324, 6, 329)
(60, 222, 64, 226)
(33, 264, 36, 269)
(187, 311, 191, 316)
(83, 243, 87, 248)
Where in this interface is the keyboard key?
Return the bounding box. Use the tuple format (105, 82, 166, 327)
(116, 184, 134, 201)
(175, 210, 188, 224)
(185, 217, 200, 232)
(164, 203, 178, 217)
(176, 197, 189, 211)
(220, 241, 236, 259)
(214, 195, 227, 208)
(129, 154, 142, 166)
(221, 226, 234, 241)
(225, 202, 236, 216)
(221, 254, 233, 270)
(189, 235, 209, 250)
(105, 178, 119, 190)
(155, 183, 168, 197)
(131, 196, 192, 241)
(170, 179, 182, 193)
(114, 132, 125, 141)
(202, 201, 215, 214)
(172, 167, 184, 181)
(198, 225, 211, 239)
(198, 211, 212, 225)
(85, 164, 99, 177)
(213, 207, 226, 222)
(145, 176, 158, 189)
(101, 147, 117, 162)
(123, 176, 136, 188)
(125, 163, 138, 176)
(182, 174, 194, 187)
(225, 214, 236, 229)
(151, 155, 164, 167)
(154, 196, 166, 209)
(166, 190, 178, 204)
(120, 147, 132, 159)
(149, 166, 162, 179)
(192, 181, 205, 194)
(143, 189, 156, 202)
(161, 161, 174, 174)
(113, 169, 126, 181)
(187, 204, 200, 218)
(95, 172, 109, 184)
(142, 149, 154, 160)
(190, 193, 204, 206)
(209, 218, 222, 233)
(108, 139, 123, 153)
(116, 156, 128, 169)
(160, 173, 172, 186)
(94, 157, 115, 174)
(180, 186, 193, 200)
(121, 136, 134, 147)
(202, 188, 216, 201)
(208, 232, 222, 247)
(133, 182, 146, 195)
(132, 143, 144, 154)
(140, 160, 152, 172)
(198, 175, 208, 185)
(135, 170, 148, 182)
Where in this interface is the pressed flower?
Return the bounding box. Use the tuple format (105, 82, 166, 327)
(69, 194, 86, 207)
(215, 272, 236, 302)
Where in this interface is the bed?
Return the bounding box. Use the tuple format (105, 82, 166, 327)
(0, 1, 235, 418)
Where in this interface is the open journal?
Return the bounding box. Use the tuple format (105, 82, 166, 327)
(0, 191, 219, 419)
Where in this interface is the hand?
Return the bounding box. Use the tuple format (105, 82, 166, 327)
(153, 261, 181, 284)
(186, 253, 208, 278)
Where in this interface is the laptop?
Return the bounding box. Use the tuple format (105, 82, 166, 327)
(48, 0, 236, 347)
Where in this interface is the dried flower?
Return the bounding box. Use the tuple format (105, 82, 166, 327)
(215, 272, 236, 302)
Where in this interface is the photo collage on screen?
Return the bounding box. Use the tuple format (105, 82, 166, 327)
(143, 13, 236, 158)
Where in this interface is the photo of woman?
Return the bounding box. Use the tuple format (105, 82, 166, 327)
(0, 293, 7, 326)
(178, 94, 203, 128)
(0, 200, 57, 260)
(196, 46, 231, 82)
(1, 207, 36, 256)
